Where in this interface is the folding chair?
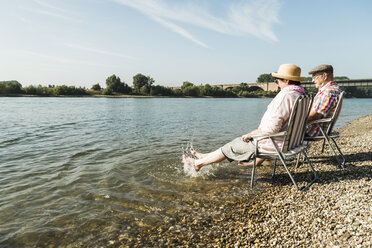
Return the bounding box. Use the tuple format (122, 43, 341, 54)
(250, 95, 318, 191)
(305, 91, 346, 168)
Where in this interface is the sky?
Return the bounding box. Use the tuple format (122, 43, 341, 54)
(1, 0, 372, 88)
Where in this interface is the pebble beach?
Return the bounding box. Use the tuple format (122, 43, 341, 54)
(114, 114, 372, 248)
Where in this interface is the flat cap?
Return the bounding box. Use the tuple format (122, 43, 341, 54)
(308, 64, 333, 75)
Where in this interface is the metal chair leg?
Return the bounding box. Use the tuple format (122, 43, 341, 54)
(321, 139, 326, 153)
(326, 139, 342, 165)
(250, 158, 256, 188)
(300, 151, 319, 191)
(331, 138, 346, 169)
(276, 152, 299, 190)
(319, 129, 343, 167)
(272, 159, 277, 178)
(295, 153, 302, 168)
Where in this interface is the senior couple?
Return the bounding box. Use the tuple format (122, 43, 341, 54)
(183, 63, 343, 172)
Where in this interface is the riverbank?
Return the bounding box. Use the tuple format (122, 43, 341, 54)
(2, 93, 371, 99)
(0, 93, 165, 98)
(0, 94, 270, 98)
(117, 115, 372, 247)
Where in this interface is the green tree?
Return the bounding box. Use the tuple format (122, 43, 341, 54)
(54, 85, 87, 95)
(232, 86, 241, 95)
(92, 83, 101, 91)
(171, 88, 183, 96)
(150, 85, 174, 96)
(132, 74, 154, 94)
(183, 85, 200, 96)
(179, 81, 201, 96)
(139, 85, 150, 95)
(102, 87, 113, 95)
(0, 81, 22, 94)
(211, 86, 229, 97)
(256, 73, 275, 83)
(181, 81, 194, 90)
(303, 76, 350, 82)
(23, 85, 38, 95)
(341, 86, 372, 98)
(231, 83, 253, 95)
(247, 86, 263, 92)
(106, 74, 131, 94)
(238, 91, 253, 97)
(334, 76, 350, 81)
(239, 83, 249, 91)
(23, 85, 53, 95)
(305, 87, 317, 95)
(200, 84, 213, 96)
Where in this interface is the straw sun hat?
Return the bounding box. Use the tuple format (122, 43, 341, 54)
(272, 64, 304, 82)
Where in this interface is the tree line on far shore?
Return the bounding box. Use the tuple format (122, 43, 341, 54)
(0, 73, 277, 98)
(1, 73, 371, 98)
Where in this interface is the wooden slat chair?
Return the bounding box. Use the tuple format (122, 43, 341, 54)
(304, 91, 346, 168)
(250, 95, 318, 191)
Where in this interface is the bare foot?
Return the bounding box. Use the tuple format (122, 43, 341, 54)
(190, 148, 205, 159)
(238, 158, 266, 167)
(182, 154, 201, 172)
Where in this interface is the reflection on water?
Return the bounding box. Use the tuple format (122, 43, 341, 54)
(0, 97, 371, 247)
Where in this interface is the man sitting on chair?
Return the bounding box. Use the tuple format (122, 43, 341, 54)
(183, 64, 306, 172)
(306, 64, 343, 136)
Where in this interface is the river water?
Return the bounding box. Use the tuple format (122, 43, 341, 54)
(1, 97, 371, 247)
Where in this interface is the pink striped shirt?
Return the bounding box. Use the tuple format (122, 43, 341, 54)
(306, 81, 342, 136)
(257, 85, 305, 153)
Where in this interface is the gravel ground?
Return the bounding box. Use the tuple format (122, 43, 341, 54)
(116, 115, 372, 248)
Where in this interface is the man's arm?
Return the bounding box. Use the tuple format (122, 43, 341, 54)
(307, 109, 323, 123)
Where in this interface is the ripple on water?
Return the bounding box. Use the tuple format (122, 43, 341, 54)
(4, 98, 368, 247)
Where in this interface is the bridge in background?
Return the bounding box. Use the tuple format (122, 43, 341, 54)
(215, 82, 279, 91)
(172, 79, 372, 91)
(214, 79, 372, 91)
(301, 79, 372, 88)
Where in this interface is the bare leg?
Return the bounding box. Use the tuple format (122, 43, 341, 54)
(183, 148, 226, 172)
(189, 148, 209, 159)
(238, 158, 265, 167)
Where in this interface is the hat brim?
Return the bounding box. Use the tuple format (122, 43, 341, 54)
(272, 72, 305, 82)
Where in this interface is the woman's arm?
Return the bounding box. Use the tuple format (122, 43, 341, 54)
(241, 128, 262, 142)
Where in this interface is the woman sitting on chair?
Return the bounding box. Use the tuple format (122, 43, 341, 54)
(183, 64, 306, 172)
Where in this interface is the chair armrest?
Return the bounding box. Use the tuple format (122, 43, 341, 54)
(308, 117, 332, 125)
(252, 131, 287, 141)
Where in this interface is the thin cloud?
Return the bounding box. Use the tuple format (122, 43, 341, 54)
(63, 43, 136, 59)
(113, 0, 208, 48)
(113, 0, 281, 47)
(150, 16, 208, 48)
(227, 0, 280, 41)
(26, 0, 81, 22)
(29, 8, 81, 22)
(33, 0, 69, 13)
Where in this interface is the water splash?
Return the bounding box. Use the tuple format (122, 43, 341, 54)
(182, 156, 199, 178)
(181, 154, 216, 178)
(183, 158, 217, 178)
